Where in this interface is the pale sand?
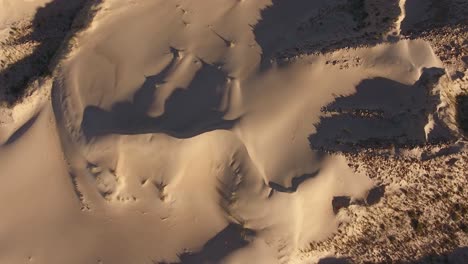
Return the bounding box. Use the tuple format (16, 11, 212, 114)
(0, 0, 464, 263)
(0, 0, 53, 30)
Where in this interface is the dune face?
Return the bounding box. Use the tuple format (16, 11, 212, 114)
(0, 0, 467, 263)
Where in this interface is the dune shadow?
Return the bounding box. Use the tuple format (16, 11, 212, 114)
(178, 223, 254, 264)
(401, 0, 468, 36)
(157, 223, 254, 264)
(81, 50, 237, 139)
(253, 0, 328, 68)
(253, 0, 401, 69)
(0, 0, 90, 104)
(308, 68, 451, 153)
(4, 114, 39, 145)
(268, 170, 320, 193)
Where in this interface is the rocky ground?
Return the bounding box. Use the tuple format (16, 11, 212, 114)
(292, 1, 468, 263)
(303, 142, 467, 263)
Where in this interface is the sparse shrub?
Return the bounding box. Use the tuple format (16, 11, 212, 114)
(456, 94, 468, 134)
(348, 0, 369, 31)
(459, 222, 467, 233)
(410, 218, 425, 234)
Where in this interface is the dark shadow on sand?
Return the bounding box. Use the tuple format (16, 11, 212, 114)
(0, 0, 89, 104)
(253, 0, 328, 69)
(81, 49, 238, 139)
(4, 113, 39, 145)
(268, 170, 320, 193)
(157, 223, 254, 264)
(308, 68, 452, 153)
(253, 0, 400, 70)
(401, 0, 468, 36)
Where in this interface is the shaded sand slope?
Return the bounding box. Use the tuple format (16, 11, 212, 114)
(0, 0, 88, 101)
(0, 0, 456, 263)
(0, 0, 53, 28)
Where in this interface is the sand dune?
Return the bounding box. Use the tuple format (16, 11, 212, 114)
(0, 0, 466, 263)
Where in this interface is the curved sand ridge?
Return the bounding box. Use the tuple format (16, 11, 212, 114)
(0, 0, 449, 263)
